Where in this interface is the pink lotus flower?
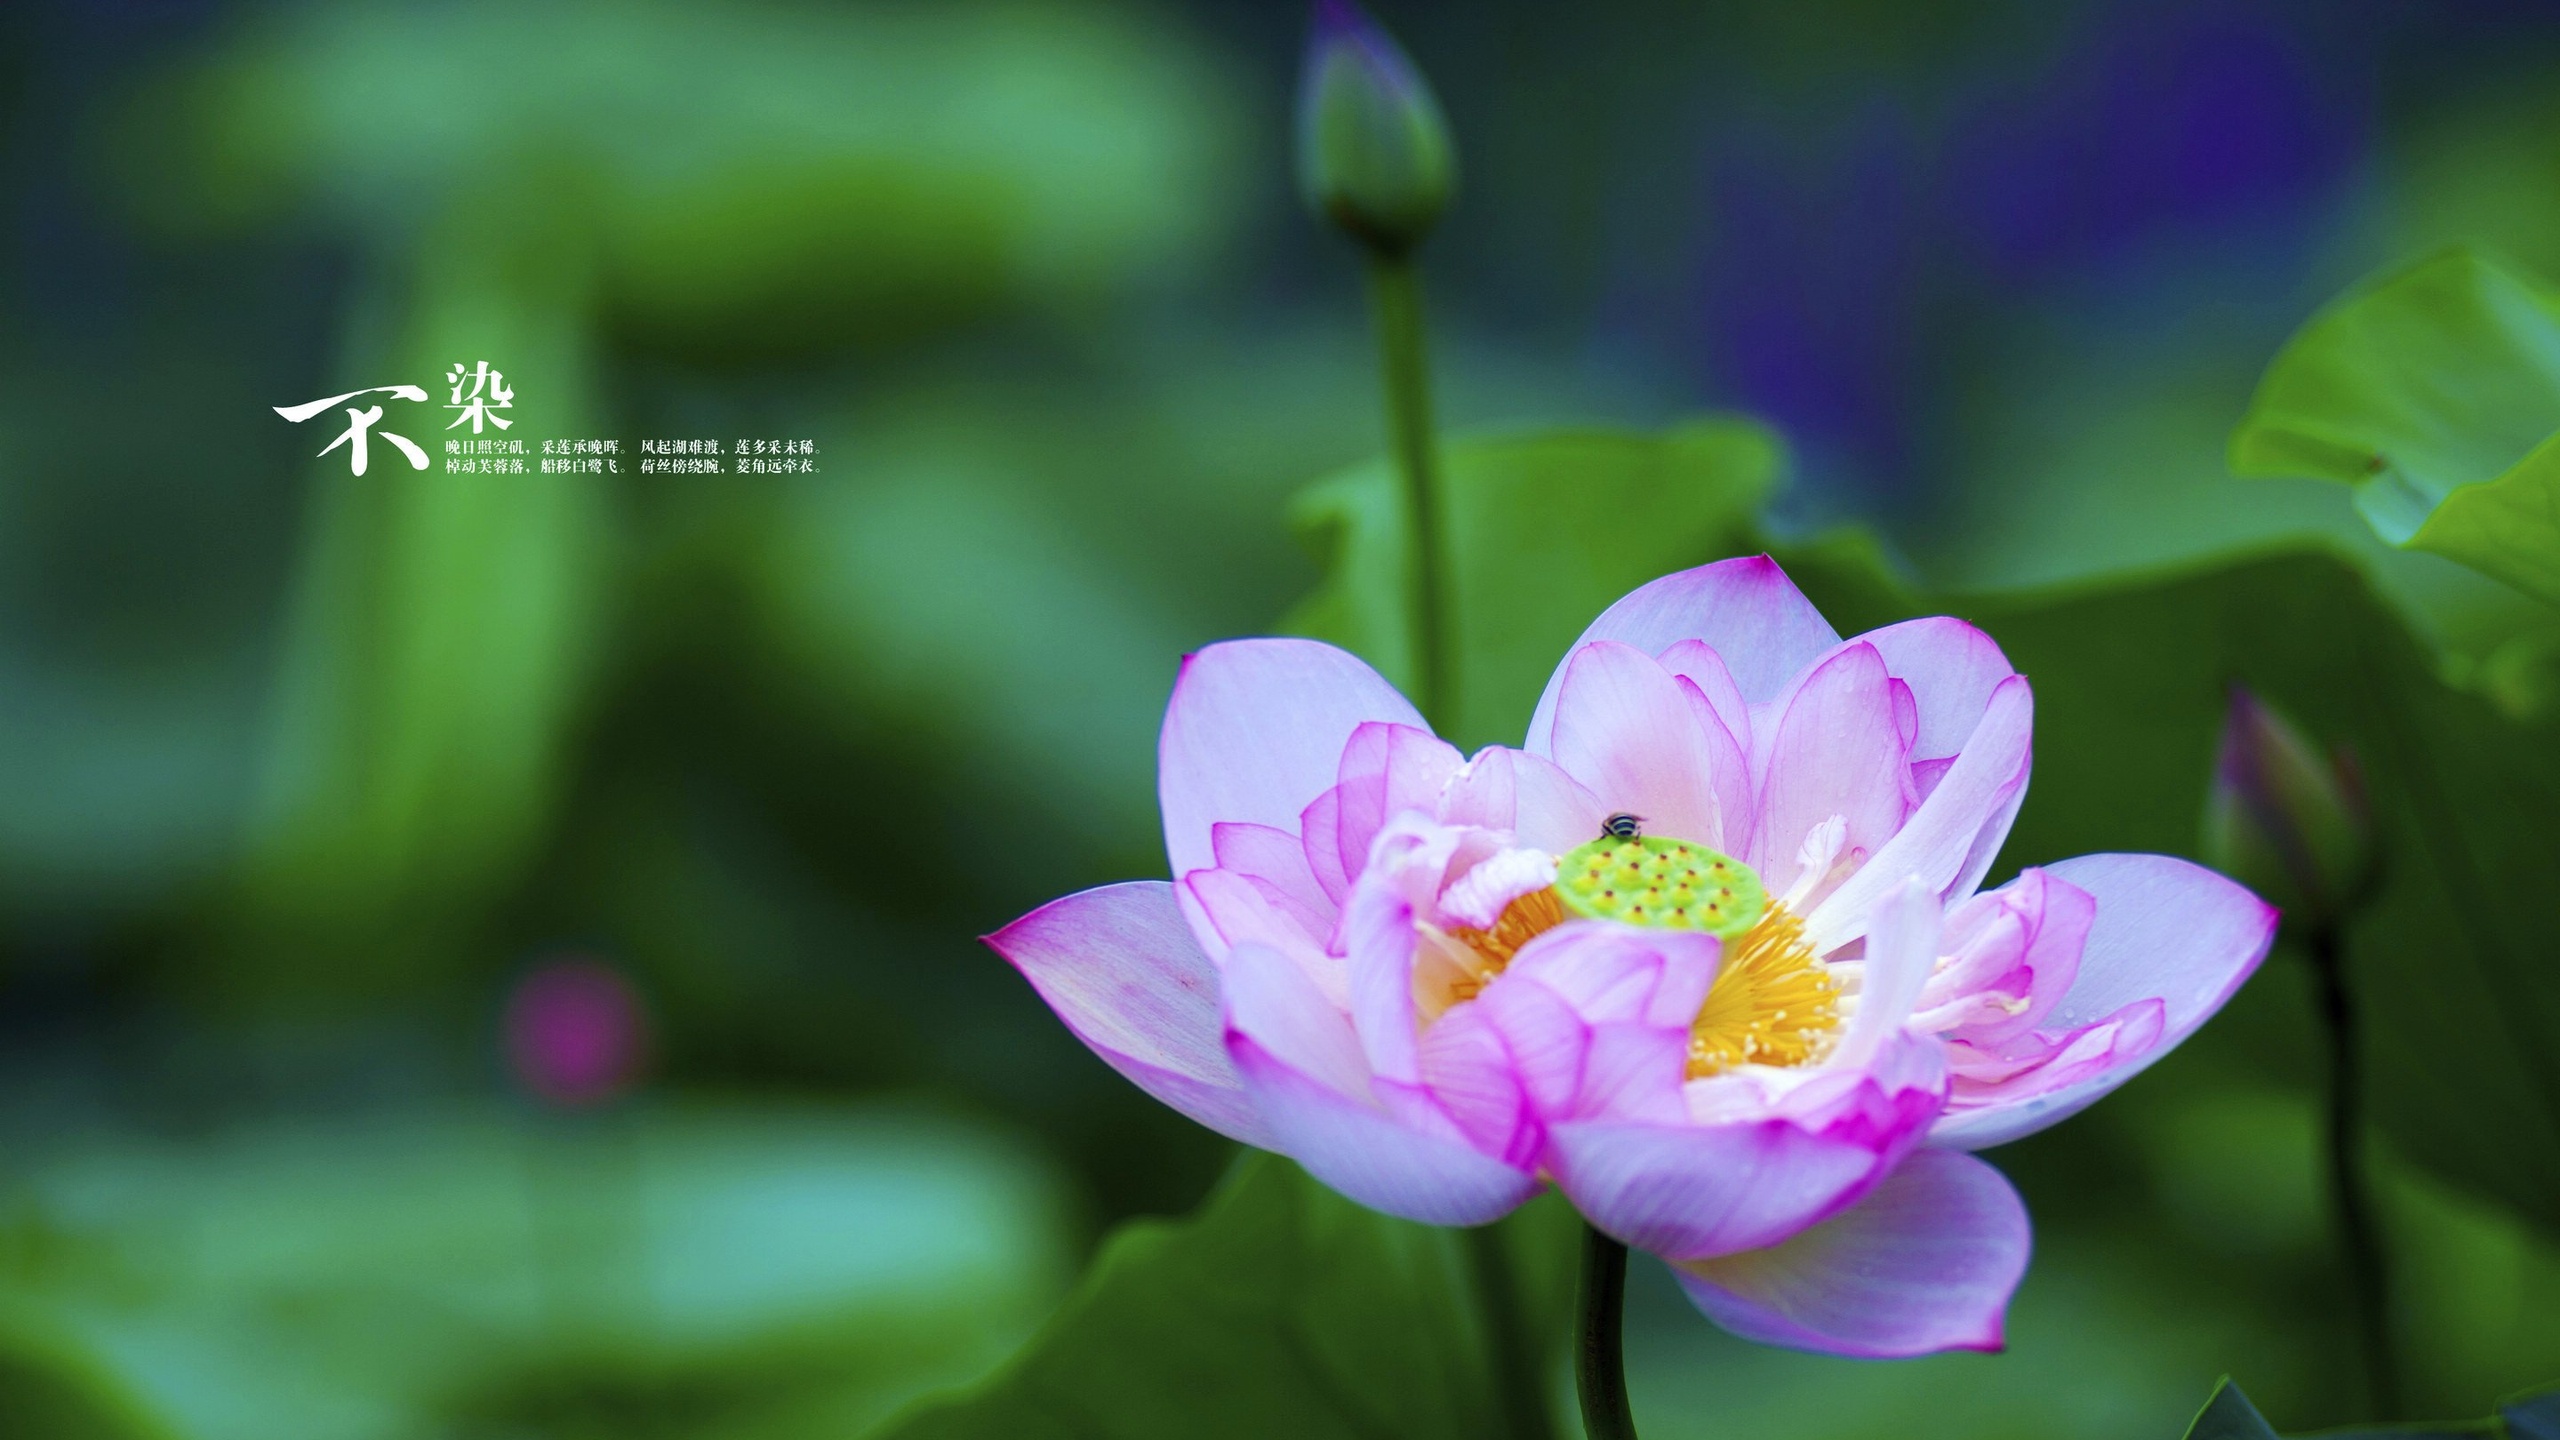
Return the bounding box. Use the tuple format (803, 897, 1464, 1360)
(992, 557, 2274, 1358)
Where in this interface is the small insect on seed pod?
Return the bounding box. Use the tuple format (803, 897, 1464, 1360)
(1601, 812, 1644, 840)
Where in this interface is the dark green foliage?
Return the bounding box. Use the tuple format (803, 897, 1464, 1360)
(877, 1154, 1578, 1440)
(2186, 1380, 2285, 1440)
(2231, 249, 2560, 606)
(0, 1332, 174, 1440)
(2179, 1376, 2559, 1439)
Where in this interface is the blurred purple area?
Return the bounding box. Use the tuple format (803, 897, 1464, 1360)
(1682, 1, 2377, 511)
(506, 957, 648, 1107)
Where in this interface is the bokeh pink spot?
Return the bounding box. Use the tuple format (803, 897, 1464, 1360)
(505, 957, 648, 1107)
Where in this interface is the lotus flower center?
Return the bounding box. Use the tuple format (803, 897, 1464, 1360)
(1683, 903, 1837, 1076)
(1442, 887, 1565, 1001)
(1552, 834, 1840, 1078)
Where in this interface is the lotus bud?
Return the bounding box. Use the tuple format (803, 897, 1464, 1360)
(1295, 0, 1455, 257)
(2203, 686, 2373, 929)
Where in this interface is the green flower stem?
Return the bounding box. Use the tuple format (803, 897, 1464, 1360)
(1366, 253, 1454, 731)
(1465, 1224, 1560, 1440)
(1575, 1223, 1639, 1440)
(1365, 253, 1540, 1435)
(2306, 921, 2400, 1418)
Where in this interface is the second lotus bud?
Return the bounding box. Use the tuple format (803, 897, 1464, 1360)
(1295, 0, 1456, 257)
(2203, 685, 2374, 930)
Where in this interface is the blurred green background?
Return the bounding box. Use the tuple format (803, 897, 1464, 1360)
(7, 0, 2560, 1435)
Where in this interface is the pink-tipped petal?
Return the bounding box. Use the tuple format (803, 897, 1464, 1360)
(1947, 771, 2031, 908)
(1549, 641, 1746, 852)
(1529, 558, 1843, 752)
(1929, 853, 2275, 1150)
(1469, 966, 1597, 1119)
(1833, 879, 1942, 1071)
(1506, 921, 1719, 1022)
(1804, 676, 2034, 954)
(1182, 866, 1337, 987)
(1212, 822, 1338, 944)
(989, 882, 1273, 1148)
(1853, 617, 2019, 764)
(1679, 678, 1759, 856)
(1468, 923, 1719, 1128)
(1927, 869, 2096, 1043)
(1573, 1021, 1698, 1127)
(1441, 747, 1610, 855)
(1946, 999, 2165, 1101)
(1224, 937, 1539, 1226)
(1231, 1033, 1541, 1225)
(1343, 822, 1459, 1087)
(1547, 1116, 1891, 1261)
(1222, 936, 1370, 1099)
(1322, 723, 1466, 893)
(1437, 748, 1514, 833)
(1415, 1000, 1540, 1167)
(1674, 1148, 2029, 1357)
(1657, 648, 1759, 841)
(1755, 643, 1915, 896)
(1658, 639, 1754, 756)
(2038, 855, 2275, 1035)
(1161, 639, 1424, 881)
(1298, 786, 1353, 907)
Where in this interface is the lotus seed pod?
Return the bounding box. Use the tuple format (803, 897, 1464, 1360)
(1554, 835, 1768, 940)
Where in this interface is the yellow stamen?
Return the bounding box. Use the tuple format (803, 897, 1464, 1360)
(1687, 903, 1839, 1077)
(1445, 888, 1565, 1000)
